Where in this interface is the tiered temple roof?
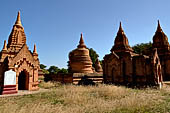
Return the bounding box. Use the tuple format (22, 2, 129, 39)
(111, 22, 133, 53)
(7, 11, 26, 52)
(153, 20, 170, 55)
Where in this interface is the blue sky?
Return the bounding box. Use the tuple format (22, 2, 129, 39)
(0, 0, 170, 68)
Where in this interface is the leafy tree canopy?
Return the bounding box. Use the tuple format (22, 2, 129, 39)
(58, 68, 68, 74)
(40, 64, 69, 74)
(48, 66, 60, 74)
(40, 64, 49, 74)
(132, 42, 152, 55)
(88, 48, 99, 67)
(40, 64, 47, 69)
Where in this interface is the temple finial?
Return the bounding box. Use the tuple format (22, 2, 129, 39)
(118, 21, 124, 33)
(157, 20, 162, 32)
(80, 33, 84, 44)
(77, 33, 86, 48)
(2, 40, 7, 51)
(15, 11, 22, 27)
(33, 44, 37, 54)
(120, 21, 122, 28)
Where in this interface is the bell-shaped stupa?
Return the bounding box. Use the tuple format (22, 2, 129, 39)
(95, 59, 103, 73)
(68, 33, 93, 73)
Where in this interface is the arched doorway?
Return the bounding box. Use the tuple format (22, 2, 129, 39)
(18, 70, 29, 90)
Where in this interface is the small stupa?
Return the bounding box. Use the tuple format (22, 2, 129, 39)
(68, 33, 93, 73)
(95, 59, 103, 73)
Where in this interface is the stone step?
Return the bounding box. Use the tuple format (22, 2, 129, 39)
(73, 78, 103, 82)
(3, 85, 16, 88)
(2, 90, 17, 95)
(163, 81, 170, 85)
(2, 85, 17, 95)
(73, 79, 103, 84)
(3, 87, 16, 91)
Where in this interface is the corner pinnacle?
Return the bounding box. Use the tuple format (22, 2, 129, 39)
(2, 40, 7, 51)
(33, 44, 37, 54)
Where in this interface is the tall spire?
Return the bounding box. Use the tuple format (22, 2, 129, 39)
(157, 20, 162, 32)
(2, 40, 7, 51)
(15, 11, 22, 27)
(33, 44, 37, 54)
(111, 22, 133, 53)
(118, 21, 124, 34)
(77, 33, 86, 48)
(7, 11, 26, 51)
(153, 20, 169, 52)
(80, 33, 84, 44)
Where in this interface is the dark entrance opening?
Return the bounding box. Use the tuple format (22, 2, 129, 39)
(18, 70, 29, 90)
(112, 68, 115, 83)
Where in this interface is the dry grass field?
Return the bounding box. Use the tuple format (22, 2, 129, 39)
(1, 82, 170, 113)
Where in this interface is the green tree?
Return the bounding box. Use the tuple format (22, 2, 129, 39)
(58, 68, 68, 74)
(132, 42, 152, 55)
(40, 64, 68, 74)
(40, 64, 47, 69)
(40, 64, 49, 74)
(48, 66, 60, 74)
(88, 48, 99, 67)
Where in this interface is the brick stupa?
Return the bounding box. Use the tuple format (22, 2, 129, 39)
(95, 59, 103, 73)
(68, 33, 93, 73)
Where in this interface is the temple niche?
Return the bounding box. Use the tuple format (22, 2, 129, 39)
(103, 22, 162, 86)
(0, 11, 40, 94)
